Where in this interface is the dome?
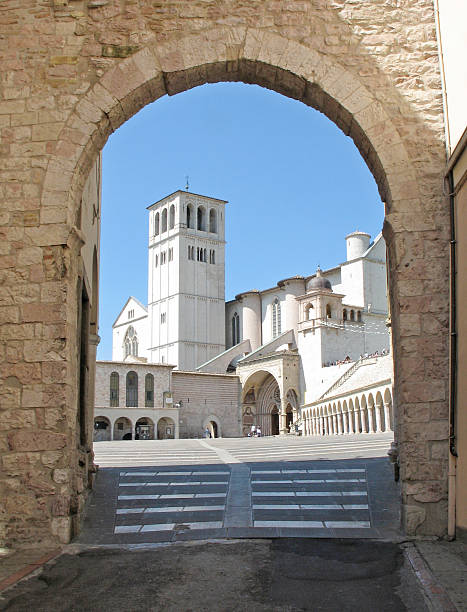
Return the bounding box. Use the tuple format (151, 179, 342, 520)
(308, 267, 332, 291)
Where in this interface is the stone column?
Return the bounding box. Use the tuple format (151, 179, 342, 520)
(360, 409, 368, 433)
(375, 401, 383, 432)
(368, 406, 375, 433)
(339, 413, 344, 434)
(343, 412, 348, 434)
(384, 401, 392, 431)
(332, 414, 338, 435)
(348, 410, 355, 434)
(353, 409, 360, 433)
(280, 397, 287, 435)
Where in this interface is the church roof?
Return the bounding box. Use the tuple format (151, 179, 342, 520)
(147, 190, 228, 210)
(307, 267, 332, 291)
(112, 295, 147, 328)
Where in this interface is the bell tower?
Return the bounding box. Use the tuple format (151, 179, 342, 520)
(147, 190, 227, 370)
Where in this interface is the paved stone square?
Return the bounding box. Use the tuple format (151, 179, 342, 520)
(79, 433, 398, 544)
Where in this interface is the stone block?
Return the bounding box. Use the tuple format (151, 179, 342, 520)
(53, 468, 70, 484)
(41, 450, 65, 468)
(404, 504, 426, 534)
(8, 430, 67, 452)
(51, 516, 72, 543)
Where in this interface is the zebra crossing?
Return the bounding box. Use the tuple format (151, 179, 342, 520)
(84, 433, 397, 543)
(250, 467, 370, 529)
(114, 468, 231, 534)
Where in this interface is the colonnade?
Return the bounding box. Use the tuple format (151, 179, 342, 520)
(301, 386, 393, 436)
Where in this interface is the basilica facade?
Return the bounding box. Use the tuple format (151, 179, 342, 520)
(95, 190, 391, 441)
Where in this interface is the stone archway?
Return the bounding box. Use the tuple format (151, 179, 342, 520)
(93, 416, 111, 442)
(157, 417, 175, 440)
(113, 417, 133, 441)
(0, 4, 450, 545)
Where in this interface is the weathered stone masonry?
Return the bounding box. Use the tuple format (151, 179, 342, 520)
(0, 0, 449, 546)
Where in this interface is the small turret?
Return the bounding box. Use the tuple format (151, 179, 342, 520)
(346, 231, 370, 261)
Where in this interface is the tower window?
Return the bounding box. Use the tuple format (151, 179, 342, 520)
(197, 206, 206, 231)
(209, 208, 217, 233)
(326, 304, 332, 319)
(169, 204, 175, 229)
(154, 212, 160, 236)
(350, 309, 355, 321)
(161, 208, 167, 233)
(343, 308, 347, 321)
(161, 312, 166, 324)
(272, 298, 281, 338)
(187, 204, 193, 228)
(168, 247, 173, 262)
(209, 249, 215, 264)
(232, 312, 240, 345)
(305, 303, 313, 321)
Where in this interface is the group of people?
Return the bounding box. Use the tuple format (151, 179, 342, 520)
(323, 355, 353, 368)
(323, 348, 389, 368)
(248, 425, 262, 437)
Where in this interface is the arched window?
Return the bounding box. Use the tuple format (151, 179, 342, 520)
(350, 309, 355, 321)
(169, 204, 175, 229)
(209, 249, 215, 264)
(126, 371, 138, 407)
(343, 308, 348, 321)
(357, 310, 362, 322)
(203, 248, 207, 262)
(197, 206, 206, 231)
(110, 371, 119, 407)
(123, 326, 138, 358)
(232, 312, 240, 345)
(187, 204, 193, 228)
(145, 373, 154, 407)
(154, 212, 159, 236)
(305, 303, 313, 320)
(161, 208, 167, 232)
(326, 304, 332, 319)
(209, 208, 217, 233)
(272, 298, 281, 337)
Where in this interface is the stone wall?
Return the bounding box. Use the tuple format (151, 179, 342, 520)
(172, 372, 242, 438)
(0, 0, 449, 545)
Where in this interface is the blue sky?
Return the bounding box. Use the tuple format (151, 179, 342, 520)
(97, 82, 383, 360)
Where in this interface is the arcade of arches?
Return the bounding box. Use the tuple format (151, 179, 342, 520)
(0, 1, 459, 546)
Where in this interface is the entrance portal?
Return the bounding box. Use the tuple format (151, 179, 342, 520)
(271, 408, 279, 436)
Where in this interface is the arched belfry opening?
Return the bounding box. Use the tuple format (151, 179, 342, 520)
(2, 11, 450, 549)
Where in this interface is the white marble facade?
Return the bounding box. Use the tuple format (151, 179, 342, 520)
(110, 191, 391, 437)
